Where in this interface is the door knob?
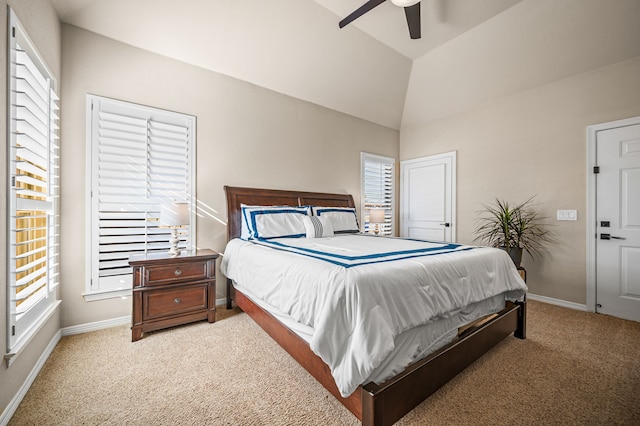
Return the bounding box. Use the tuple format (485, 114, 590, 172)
(601, 234, 626, 240)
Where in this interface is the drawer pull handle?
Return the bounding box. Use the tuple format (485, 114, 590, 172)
(174, 268, 182, 276)
(174, 298, 181, 304)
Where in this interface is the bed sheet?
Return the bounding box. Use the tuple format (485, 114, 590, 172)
(221, 235, 527, 397)
(233, 283, 506, 387)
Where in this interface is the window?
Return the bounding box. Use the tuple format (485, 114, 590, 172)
(86, 96, 196, 300)
(361, 152, 395, 236)
(6, 9, 60, 364)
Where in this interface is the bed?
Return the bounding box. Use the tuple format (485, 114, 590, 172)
(221, 186, 527, 426)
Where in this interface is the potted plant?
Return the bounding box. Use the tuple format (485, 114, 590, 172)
(473, 197, 554, 268)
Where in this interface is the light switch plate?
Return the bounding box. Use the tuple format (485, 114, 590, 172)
(557, 209, 578, 221)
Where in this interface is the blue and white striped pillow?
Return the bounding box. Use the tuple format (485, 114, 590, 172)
(311, 206, 359, 234)
(303, 215, 334, 238)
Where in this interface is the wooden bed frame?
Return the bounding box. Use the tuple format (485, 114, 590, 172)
(223, 186, 526, 426)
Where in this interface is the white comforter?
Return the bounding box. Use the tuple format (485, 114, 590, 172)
(221, 235, 527, 397)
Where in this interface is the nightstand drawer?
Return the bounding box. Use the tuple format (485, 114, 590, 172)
(143, 285, 208, 321)
(144, 261, 210, 285)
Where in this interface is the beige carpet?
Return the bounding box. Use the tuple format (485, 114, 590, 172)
(9, 301, 640, 425)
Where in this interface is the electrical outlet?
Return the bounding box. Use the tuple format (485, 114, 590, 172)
(557, 209, 578, 221)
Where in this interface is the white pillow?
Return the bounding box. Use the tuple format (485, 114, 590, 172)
(241, 205, 310, 240)
(311, 206, 360, 234)
(303, 215, 334, 238)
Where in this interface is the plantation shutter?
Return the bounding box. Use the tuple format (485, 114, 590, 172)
(7, 9, 60, 354)
(88, 96, 195, 294)
(361, 153, 395, 236)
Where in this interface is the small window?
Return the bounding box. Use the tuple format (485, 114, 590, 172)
(361, 153, 395, 236)
(86, 95, 196, 299)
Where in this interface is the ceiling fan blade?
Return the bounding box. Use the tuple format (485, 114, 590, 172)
(339, 0, 387, 28)
(404, 2, 421, 39)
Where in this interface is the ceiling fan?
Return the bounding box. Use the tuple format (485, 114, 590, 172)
(339, 0, 421, 39)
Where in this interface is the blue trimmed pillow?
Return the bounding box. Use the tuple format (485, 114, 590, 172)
(303, 215, 334, 238)
(311, 206, 360, 234)
(241, 205, 310, 240)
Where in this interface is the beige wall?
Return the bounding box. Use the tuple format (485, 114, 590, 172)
(400, 0, 640, 305)
(0, 0, 61, 417)
(59, 25, 399, 328)
(401, 57, 640, 304)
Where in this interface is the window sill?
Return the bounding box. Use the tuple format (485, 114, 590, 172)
(5, 300, 62, 367)
(83, 288, 132, 302)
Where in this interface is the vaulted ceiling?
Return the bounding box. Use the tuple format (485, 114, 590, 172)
(316, 0, 521, 59)
(50, 0, 522, 129)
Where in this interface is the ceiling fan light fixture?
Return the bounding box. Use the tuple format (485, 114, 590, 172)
(390, 0, 420, 7)
(339, 0, 421, 40)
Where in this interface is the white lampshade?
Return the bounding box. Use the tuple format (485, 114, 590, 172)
(369, 208, 386, 224)
(161, 202, 189, 227)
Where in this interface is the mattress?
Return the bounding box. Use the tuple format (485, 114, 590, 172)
(221, 234, 527, 397)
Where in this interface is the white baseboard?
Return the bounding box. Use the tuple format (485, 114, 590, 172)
(0, 330, 61, 426)
(527, 293, 588, 312)
(61, 297, 229, 336)
(61, 315, 131, 336)
(56, 295, 584, 337)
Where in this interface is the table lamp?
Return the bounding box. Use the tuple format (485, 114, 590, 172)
(369, 208, 386, 235)
(160, 201, 189, 256)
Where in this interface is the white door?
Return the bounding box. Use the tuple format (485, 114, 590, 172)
(596, 123, 640, 322)
(401, 152, 456, 242)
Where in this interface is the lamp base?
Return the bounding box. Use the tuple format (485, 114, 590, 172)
(167, 228, 181, 257)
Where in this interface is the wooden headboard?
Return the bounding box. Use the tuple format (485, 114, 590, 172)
(224, 186, 356, 241)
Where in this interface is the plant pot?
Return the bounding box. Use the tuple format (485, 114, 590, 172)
(500, 246, 523, 268)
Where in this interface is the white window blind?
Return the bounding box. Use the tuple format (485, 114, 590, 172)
(87, 96, 196, 297)
(7, 9, 60, 358)
(361, 153, 395, 236)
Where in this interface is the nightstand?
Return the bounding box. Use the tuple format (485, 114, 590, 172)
(517, 267, 527, 283)
(129, 249, 218, 342)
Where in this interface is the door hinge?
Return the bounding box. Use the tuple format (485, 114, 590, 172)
(593, 166, 600, 174)
(11, 325, 15, 336)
